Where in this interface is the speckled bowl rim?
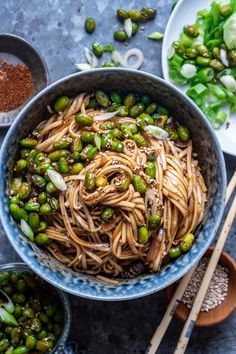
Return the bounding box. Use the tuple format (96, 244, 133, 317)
(0, 68, 227, 300)
(0, 262, 71, 353)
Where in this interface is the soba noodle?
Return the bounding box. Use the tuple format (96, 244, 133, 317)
(28, 93, 207, 277)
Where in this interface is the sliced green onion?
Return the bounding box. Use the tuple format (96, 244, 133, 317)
(103, 45, 115, 52)
(207, 83, 227, 99)
(167, 46, 175, 59)
(0, 307, 18, 326)
(47, 170, 67, 191)
(197, 68, 214, 83)
(20, 219, 34, 241)
(0, 290, 14, 313)
(94, 110, 119, 121)
(144, 125, 169, 140)
(187, 83, 208, 99)
(111, 50, 124, 66)
(220, 49, 229, 66)
(124, 18, 133, 38)
(148, 32, 164, 40)
(180, 64, 197, 79)
(220, 75, 236, 92)
(94, 134, 102, 150)
(75, 63, 92, 71)
(224, 12, 236, 49)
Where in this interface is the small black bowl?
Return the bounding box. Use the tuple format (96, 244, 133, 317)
(0, 33, 49, 127)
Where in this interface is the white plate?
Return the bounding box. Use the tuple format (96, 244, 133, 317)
(162, 0, 236, 156)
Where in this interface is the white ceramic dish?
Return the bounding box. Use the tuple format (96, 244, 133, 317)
(162, 0, 236, 156)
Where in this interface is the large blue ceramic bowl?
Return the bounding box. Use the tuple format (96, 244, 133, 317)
(0, 68, 226, 300)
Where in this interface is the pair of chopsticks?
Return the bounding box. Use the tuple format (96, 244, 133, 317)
(146, 171, 236, 354)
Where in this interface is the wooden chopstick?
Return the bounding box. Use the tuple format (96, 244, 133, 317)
(146, 171, 236, 354)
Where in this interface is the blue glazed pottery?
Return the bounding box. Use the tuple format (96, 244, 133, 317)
(0, 68, 226, 300)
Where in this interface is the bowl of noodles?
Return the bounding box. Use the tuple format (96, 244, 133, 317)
(0, 68, 226, 300)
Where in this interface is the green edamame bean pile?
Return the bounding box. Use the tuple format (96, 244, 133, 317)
(0, 271, 63, 353)
(9, 90, 207, 279)
(168, 0, 236, 130)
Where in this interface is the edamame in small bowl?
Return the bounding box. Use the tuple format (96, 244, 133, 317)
(0, 263, 71, 353)
(0, 68, 226, 300)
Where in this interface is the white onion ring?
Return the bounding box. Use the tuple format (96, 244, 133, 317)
(123, 48, 144, 70)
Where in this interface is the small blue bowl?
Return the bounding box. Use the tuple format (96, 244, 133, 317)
(0, 68, 226, 300)
(0, 263, 71, 353)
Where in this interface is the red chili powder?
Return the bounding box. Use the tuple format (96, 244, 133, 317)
(0, 61, 34, 112)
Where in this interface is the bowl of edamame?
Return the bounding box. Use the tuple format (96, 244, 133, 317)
(0, 263, 71, 353)
(0, 68, 226, 300)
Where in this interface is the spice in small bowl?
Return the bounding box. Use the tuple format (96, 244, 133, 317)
(0, 61, 34, 112)
(164, 247, 236, 326)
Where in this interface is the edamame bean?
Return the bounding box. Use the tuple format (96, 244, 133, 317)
(28, 213, 40, 230)
(39, 202, 52, 215)
(58, 157, 69, 173)
(20, 149, 30, 159)
(20, 138, 37, 148)
(0, 338, 9, 351)
(37, 330, 48, 340)
(10, 196, 20, 204)
(15, 159, 27, 171)
(196, 56, 210, 66)
(130, 103, 144, 117)
(18, 182, 31, 200)
(100, 207, 115, 221)
(49, 197, 59, 211)
(13, 305, 22, 318)
(72, 151, 82, 162)
(53, 136, 72, 150)
(9, 204, 28, 222)
(146, 102, 157, 115)
(229, 50, 236, 65)
(168, 246, 182, 258)
(36, 162, 51, 175)
(95, 90, 110, 108)
(0, 272, 10, 285)
(209, 59, 224, 71)
(11, 177, 22, 195)
(124, 93, 136, 108)
(184, 25, 199, 38)
(185, 47, 198, 59)
(70, 162, 83, 174)
(86, 97, 99, 109)
(45, 303, 57, 317)
(37, 192, 47, 204)
(4, 283, 14, 295)
(116, 174, 131, 192)
(177, 125, 189, 141)
(23, 308, 34, 319)
(53, 96, 70, 113)
(49, 149, 70, 162)
(81, 131, 95, 143)
(84, 17, 96, 33)
(111, 128, 123, 140)
(86, 146, 97, 160)
(25, 335, 36, 350)
(71, 137, 83, 152)
(138, 226, 149, 244)
(12, 346, 29, 354)
(92, 42, 104, 57)
(145, 161, 156, 178)
(220, 3, 232, 16)
(12, 293, 26, 304)
(24, 200, 40, 212)
(165, 126, 179, 141)
(154, 115, 168, 128)
(128, 9, 141, 22)
(110, 91, 122, 104)
(116, 9, 129, 22)
(46, 182, 57, 193)
(35, 233, 50, 246)
(35, 152, 45, 166)
(111, 141, 124, 153)
(180, 233, 195, 252)
(85, 172, 96, 192)
(196, 44, 209, 56)
(136, 113, 154, 130)
(31, 175, 46, 189)
(132, 175, 147, 193)
(114, 30, 127, 42)
(39, 313, 48, 324)
(95, 175, 108, 187)
(75, 113, 93, 127)
(140, 7, 157, 22)
(148, 214, 161, 230)
(37, 221, 48, 232)
(173, 41, 185, 56)
(100, 121, 116, 130)
(31, 318, 42, 333)
(35, 338, 54, 351)
(141, 95, 151, 106)
(117, 106, 129, 117)
(132, 133, 148, 147)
